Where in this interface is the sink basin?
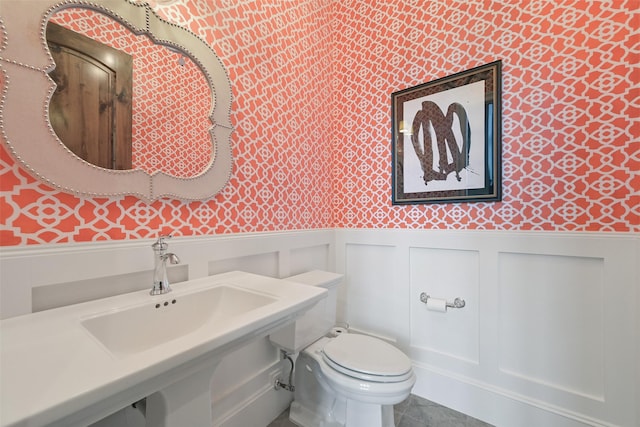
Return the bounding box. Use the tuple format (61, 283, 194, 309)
(1, 271, 327, 427)
(81, 285, 278, 355)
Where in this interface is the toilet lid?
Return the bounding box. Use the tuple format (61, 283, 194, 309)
(322, 334, 412, 382)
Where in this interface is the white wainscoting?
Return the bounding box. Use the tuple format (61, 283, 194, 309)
(0, 229, 335, 427)
(1, 229, 637, 427)
(335, 229, 638, 427)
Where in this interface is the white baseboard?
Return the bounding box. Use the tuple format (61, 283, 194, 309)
(412, 362, 618, 427)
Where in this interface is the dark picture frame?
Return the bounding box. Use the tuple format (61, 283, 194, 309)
(391, 61, 502, 204)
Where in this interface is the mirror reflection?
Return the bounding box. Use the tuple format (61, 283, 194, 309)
(47, 8, 213, 178)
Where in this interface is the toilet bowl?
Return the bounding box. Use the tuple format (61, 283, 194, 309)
(269, 270, 415, 427)
(290, 334, 415, 427)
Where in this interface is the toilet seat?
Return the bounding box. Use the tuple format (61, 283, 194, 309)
(295, 334, 417, 410)
(321, 334, 413, 383)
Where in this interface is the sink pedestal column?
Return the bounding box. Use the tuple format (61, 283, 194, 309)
(145, 361, 219, 427)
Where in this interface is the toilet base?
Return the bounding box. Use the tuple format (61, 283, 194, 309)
(289, 400, 394, 427)
(289, 338, 411, 427)
(346, 401, 394, 427)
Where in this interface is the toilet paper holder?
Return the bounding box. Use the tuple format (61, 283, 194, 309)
(419, 292, 466, 309)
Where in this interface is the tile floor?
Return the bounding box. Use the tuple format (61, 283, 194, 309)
(267, 394, 494, 427)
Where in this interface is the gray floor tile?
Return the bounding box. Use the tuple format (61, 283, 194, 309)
(268, 407, 297, 427)
(267, 394, 492, 427)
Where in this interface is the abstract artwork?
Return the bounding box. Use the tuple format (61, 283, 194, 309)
(392, 61, 502, 204)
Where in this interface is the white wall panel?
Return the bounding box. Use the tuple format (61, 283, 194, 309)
(0, 230, 335, 317)
(344, 243, 402, 340)
(208, 252, 279, 277)
(335, 229, 638, 427)
(409, 247, 479, 365)
(289, 244, 331, 276)
(498, 253, 605, 401)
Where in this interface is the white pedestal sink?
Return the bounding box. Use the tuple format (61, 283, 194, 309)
(145, 362, 219, 427)
(81, 285, 278, 356)
(0, 271, 327, 427)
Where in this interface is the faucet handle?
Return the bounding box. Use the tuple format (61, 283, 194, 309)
(152, 234, 172, 251)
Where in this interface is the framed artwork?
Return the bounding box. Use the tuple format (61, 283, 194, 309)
(391, 61, 502, 204)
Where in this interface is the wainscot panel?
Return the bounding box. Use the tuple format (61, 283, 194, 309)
(335, 229, 638, 427)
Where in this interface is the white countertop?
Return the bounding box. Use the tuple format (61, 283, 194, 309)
(0, 271, 326, 427)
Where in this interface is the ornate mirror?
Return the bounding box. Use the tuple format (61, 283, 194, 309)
(0, 0, 233, 201)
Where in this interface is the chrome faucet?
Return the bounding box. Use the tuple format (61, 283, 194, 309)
(151, 235, 180, 295)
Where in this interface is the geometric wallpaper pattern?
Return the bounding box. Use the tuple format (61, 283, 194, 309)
(1, 0, 638, 245)
(330, 0, 639, 232)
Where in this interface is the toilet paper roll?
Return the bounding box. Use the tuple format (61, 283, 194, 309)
(426, 297, 447, 313)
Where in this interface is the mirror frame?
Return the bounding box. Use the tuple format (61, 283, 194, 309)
(0, 0, 233, 201)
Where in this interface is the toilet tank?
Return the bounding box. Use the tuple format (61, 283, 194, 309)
(269, 270, 343, 353)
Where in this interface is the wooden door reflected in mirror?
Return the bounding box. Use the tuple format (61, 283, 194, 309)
(47, 22, 133, 170)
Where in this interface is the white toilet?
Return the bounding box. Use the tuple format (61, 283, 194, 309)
(269, 271, 416, 427)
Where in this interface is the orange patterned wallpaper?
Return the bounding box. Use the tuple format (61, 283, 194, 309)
(0, 1, 638, 246)
(331, 1, 639, 231)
